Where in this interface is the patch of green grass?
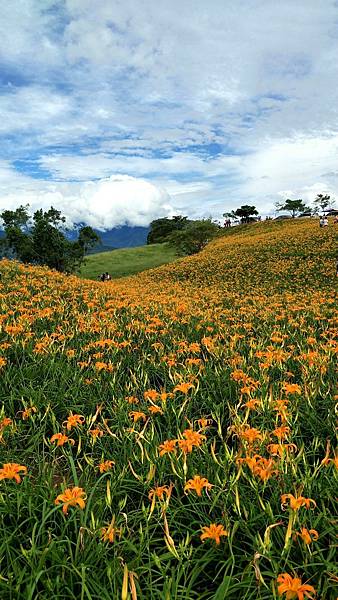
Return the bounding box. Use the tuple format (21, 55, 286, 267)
(79, 243, 179, 280)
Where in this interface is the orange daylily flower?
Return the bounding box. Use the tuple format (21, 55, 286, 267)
(50, 433, 75, 446)
(4, 325, 24, 336)
(244, 398, 261, 410)
(282, 383, 301, 395)
(0, 343, 11, 350)
(230, 369, 247, 382)
(188, 342, 201, 353)
(77, 361, 89, 369)
(186, 357, 203, 367)
(239, 426, 263, 444)
(321, 443, 338, 468)
(182, 429, 206, 445)
(125, 396, 139, 404)
(237, 454, 261, 471)
(94, 361, 107, 371)
(184, 475, 213, 496)
(148, 405, 163, 415)
(295, 527, 319, 545)
(63, 414, 85, 431)
(173, 382, 194, 394)
(197, 417, 212, 429)
(267, 443, 297, 457)
(0, 463, 27, 483)
(237, 454, 277, 481)
(158, 439, 177, 456)
(277, 572, 316, 599)
(98, 460, 115, 473)
(88, 427, 104, 439)
(148, 484, 173, 501)
(200, 523, 228, 545)
(273, 400, 290, 422)
(252, 457, 278, 481)
(272, 425, 290, 439)
(101, 517, 121, 543)
(177, 439, 194, 453)
(144, 389, 159, 401)
(55, 486, 86, 514)
(177, 429, 206, 453)
(281, 494, 316, 511)
(159, 391, 173, 403)
(0, 417, 13, 430)
(20, 407, 37, 420)
(129, 411, 147, 423)
(329, 450, 338, 469)
(240, 381, 259, 394)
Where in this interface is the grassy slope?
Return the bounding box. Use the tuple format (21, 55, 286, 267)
(0, 218, 337, 599)
(79, 242, 178, 280)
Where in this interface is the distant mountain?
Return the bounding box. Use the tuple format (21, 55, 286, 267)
(85, 244, 117, 255)
(65, 224, 149, 250)
(96, 225, 149, 249)
(0, 225, 150, 255)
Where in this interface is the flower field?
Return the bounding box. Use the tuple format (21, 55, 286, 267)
(0, 218, 337, 599)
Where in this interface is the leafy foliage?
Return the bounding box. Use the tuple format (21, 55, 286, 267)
(276, 198, 311, 218)
(313, 193, 335, 213)
(147, 216, 189, 244)
(223, 205, 259, 223)
(0, 205, 100, 272)
(168, 219, 220, 255)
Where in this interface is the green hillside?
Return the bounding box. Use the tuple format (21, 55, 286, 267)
(79, 242, 178, 280)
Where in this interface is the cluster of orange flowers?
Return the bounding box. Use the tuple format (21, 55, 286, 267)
(0, 218, 336, 597)
(159, 428, 206, 456)
(231, 375, 306, 484)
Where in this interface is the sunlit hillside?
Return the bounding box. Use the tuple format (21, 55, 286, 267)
(0, 219, 337, 599)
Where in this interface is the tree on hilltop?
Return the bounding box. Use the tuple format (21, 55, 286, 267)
(313, 193, 335, 214)
(223, 210, 236, 221)
(168, 219, 220, 255)
(275, 198, 311, 218)
(147, 215, 189, 244)
(223, 205, 259, 224)
(0, 205, 100, 273)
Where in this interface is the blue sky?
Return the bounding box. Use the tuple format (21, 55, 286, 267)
(0, 0, 338, 228)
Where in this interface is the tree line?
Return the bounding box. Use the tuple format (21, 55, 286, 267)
(0, 205, 100, 273)
(223, 194, 335, 222)
(147, 194, 336, 254)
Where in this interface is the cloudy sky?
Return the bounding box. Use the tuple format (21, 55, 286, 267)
(1, 0, 338, 229)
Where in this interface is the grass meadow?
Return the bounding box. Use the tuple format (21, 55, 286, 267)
(79, 243, 178, 280)
(0, 218, 337, 599)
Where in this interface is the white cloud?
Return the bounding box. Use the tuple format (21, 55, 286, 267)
(0, 1, 61, 73)
(65, 175, 173, 229)
(0, 86, 73, 135)
(38, 151, 218, 180)
(235, 132, 338, 211)
(1, 1, 338, 220)
(0, 168, 173, 229)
